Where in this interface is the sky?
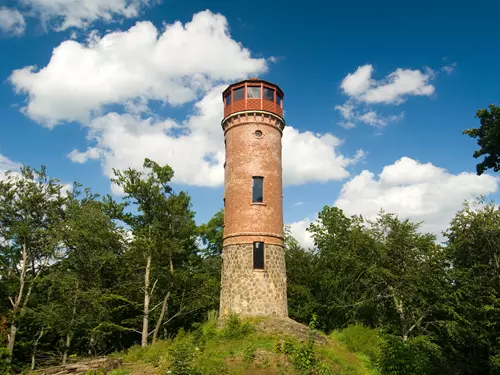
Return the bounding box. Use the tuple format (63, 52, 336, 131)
(0, 0, 499, 248)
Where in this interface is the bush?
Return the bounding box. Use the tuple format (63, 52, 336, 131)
(380, 335, 441, 375)
(123, 341, 170, 366)
(0, 347, 11, 375)
(337, 323, 383, 362)
(167, 339, 201, 375)
(220, 314, 254, 339)
(489, 353, 500, 374)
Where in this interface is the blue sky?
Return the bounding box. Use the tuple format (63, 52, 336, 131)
(0, 0, 499, 247)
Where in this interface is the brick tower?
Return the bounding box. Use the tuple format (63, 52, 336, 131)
(219, 78, 288, 318)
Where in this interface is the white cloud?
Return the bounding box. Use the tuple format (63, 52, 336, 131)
(334, 157, 499, 240)
(282, 127, 364, 185)
(0, 154, 21, 180)
(341, 64, 435, 105)
(293, 201, 304, 207)
(288, 218, 314, 249)
(358, 111, 404, 128)
(336, 64, 435, 129)
(21, 0, 154, 31)
(341, 64, 373, 97)
(67, 147, 100, 163)
(0, 154, 72, 195)
(9, 10, 267, 126)
(441, 62, 457, 75)
(0, 7, 26, 36)
(335, 103, 403, 129)
(334, 103, 355, 120)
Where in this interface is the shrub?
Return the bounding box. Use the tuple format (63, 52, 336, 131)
(337, 323, 383, 362)
(380, 335, 441, 375)
(167, 339, 201, 375)
(0, 347, 11, 375)
(220, 314, 254, 339)
(489, 353, 500, 374)
(123, 341, 170, 366)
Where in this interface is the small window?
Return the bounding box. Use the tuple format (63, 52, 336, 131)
(233, 87, 244, 101)
(252, 176, 263, 203)
(253, 242, 264, 269)
(247, 86, 261, 98)
(225, 93, 231, 107)
(254, 130, 263, 138)
(276, 94, 282, 107)
(263, 87, 275, 101)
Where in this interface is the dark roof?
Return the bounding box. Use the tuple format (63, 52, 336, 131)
(222, 78, 284, 98)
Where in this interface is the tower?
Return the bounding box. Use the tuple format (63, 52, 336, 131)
(219, 78, 288, 318)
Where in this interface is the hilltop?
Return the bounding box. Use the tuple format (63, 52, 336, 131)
(30, 316, 379, 375)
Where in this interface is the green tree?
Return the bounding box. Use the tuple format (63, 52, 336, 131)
(111, 158, 196, 347)
(0, 165, 68, 360)
(463, 104, 500, 175)
(441, 200, 500, 374)
(54, 191, 125, 364)
(198, 209, 224, 257)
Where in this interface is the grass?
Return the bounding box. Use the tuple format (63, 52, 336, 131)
(114, 316, 379, 375)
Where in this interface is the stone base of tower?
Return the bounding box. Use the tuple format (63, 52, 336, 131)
(219, 243, 288, 318)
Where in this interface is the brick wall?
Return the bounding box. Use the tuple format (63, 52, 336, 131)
(222, 112, 284, 245)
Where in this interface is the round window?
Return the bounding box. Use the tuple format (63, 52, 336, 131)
(254, 130, 263, 138)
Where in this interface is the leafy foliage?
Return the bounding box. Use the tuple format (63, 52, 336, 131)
(463, 104, 500, 174)
(1, 154, 500, 374)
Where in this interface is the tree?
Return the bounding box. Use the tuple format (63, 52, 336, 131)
(0, 166, 68, 360)
(463, 104, 500, 175)
(441, 199, 500, 374)
(53, 191, 125, 364)
(111, 159, 196, 347)
(197, 209, 224, 257)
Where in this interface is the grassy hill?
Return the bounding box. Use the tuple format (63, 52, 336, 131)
(108, 315, 380, 375)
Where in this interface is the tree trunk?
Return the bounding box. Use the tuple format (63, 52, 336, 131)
(7, 244, 28, 361)
(152, 292, 170, 345)
(31, 327, 44, 370)
(141, 255, 152, 347)
(63, 283, 79, 365)
(62, 332, 72, 365)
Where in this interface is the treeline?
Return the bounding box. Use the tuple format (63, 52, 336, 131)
(286, 204, 500, 374)
(1, 159, 499, 374)
(0, 160, 222, 372)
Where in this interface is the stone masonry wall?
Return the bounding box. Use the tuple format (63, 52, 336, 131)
(219, 243, 288, 317)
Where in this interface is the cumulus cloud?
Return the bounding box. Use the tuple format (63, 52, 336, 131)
(335, 64, 435, 129)
(334, 157, 498, 240)
(9, 10, 267, 126)
(282, 127, 364, 185)
(0, 154, 21, 180)
(341, 64, 435, 105)
(288, 218, 314, 249)
(9, 10, 363, 189)
(21, 0, 155, 31)
(0, 7, 26, 36)
(67, 147, 100, 163)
